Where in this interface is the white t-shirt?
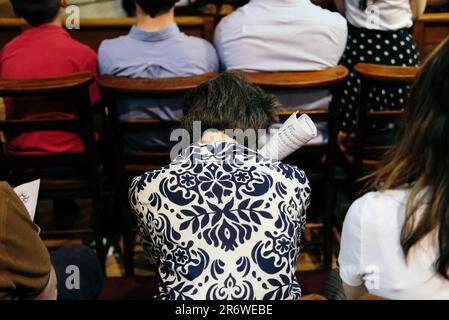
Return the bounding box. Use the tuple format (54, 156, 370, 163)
(339, 189, 449, 300)
(345, 0, 413, 30)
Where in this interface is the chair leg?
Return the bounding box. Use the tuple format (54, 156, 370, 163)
(323, 181, 335, 270)
(123, 228, 135, 276)
(93, 197, 106, 274)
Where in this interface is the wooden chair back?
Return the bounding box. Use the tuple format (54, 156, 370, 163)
(98, 72, 217, 173)
(98, 72, 217, 275)
(0, 72, 97, 175)
(0, 72, 105, 267)
(352, 63, 419, 180)
(239, 66, 349, 269)
(413, 13, 449, 61)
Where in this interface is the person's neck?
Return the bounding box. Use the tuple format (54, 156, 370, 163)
(43, 12, 63, 28)
(136, 7, 175, 32)
(200, 131, 237, 145)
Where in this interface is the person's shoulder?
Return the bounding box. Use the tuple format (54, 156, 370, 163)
(129, 168, 166, 201)
(258, 158, 310, 187)
(181, 33, 216, 52)
(178, 34, 218, 67)
(348, 189, 409, 221)
(309, 4, 347, 28)
(97, 36, 130, 71)
(99, 34, 130, 49)
(98, 34, 130, 57)
(0, 32, 27, 53)
(215, 4, 246, 30)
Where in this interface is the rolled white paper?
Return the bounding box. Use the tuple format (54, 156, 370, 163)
(259, 112, 317, 161)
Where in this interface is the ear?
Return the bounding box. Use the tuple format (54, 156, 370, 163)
(60, 0, 68, 8)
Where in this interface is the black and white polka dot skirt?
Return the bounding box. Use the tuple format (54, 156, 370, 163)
(338, 24, 420, 133)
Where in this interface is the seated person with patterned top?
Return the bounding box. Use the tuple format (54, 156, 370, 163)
(129, 73, 311, 300)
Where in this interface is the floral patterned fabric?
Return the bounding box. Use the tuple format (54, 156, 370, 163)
(129, 142, 311, 300)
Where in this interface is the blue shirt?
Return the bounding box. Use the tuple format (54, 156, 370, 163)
(98, 24, 219, 150)
(99, 24, 218, 78)
(129, 141, 311, 300)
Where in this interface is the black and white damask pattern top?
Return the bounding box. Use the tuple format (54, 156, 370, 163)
(129, 142, 311, 300)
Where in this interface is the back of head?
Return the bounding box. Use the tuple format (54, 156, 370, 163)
(371, 36, 449, 280)
(10, 0, 60, 27)
(135, 0, 178, 18)
(181, 72, 277, 138)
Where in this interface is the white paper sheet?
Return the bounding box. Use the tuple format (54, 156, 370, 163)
(14, 179, 40, 221)
(259, 112, 317, 161)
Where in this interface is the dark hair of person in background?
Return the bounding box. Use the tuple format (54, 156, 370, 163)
(122, 0, 136, 16)
(181, 72, 278, 138)
(10, 0, 60, 26)
(369, 37, 449, 280)
(134, 0, 178, 17)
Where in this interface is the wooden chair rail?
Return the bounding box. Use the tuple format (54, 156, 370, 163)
(238, 66, 349, 89)
(0, 118, 82, 132)
(276, 109, 330, 122)
(366, 110, 404, 124)
(355, 63, 419, 83)
(0, 72, 94, 95)
(98, 73, 218, 95)
(413, 13, 449, 61)
(417, 12, 449, 23)
(4, 154, 89, 168)
(120, 119, 180, 133)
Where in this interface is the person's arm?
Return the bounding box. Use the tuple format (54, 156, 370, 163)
(338, 198, 367, 300)
(411, 0, 427, 19)
(29, 267, 57, 300)
(0, 183, 54, 300)
(334, 0, 346, 15)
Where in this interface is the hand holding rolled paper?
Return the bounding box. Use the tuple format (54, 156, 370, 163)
(259, 112, 318, 161)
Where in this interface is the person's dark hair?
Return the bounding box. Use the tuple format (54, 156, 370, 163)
(369, 37, 449, 280)
(181, 72, 278, 137)
(136, 0, 178, 18)
(10, 0, 60, 27)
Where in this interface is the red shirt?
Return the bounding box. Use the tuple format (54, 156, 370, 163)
(0, 24, 100, 155)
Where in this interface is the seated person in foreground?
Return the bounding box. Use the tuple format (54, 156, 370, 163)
(0, 181, 103, 300)
(339, 37, 449, 300)
(99, 0, 219, 150)
(214, 0, 348, 143)
(0, 0, 100, 155)
(129, 73, 311, 300)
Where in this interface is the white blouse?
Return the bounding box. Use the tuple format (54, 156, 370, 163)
(345, 0, 414, 30)
(339, 190, 449, 300)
